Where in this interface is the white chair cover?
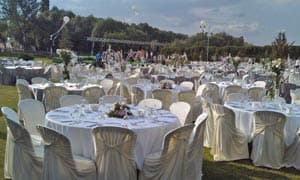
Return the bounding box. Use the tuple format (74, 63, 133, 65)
(100, 78, 114, 94)
(16, 78, 29, 86)
(251, 111, 286, 169)
(37, 126, 96, 180)
(196, 83, 220, 104)
(180, 81, 194, 90)
(1, 107, 19, 179)
(6, 118, 42, 180)
(178, 90, 197, 122)
(131, 86, 145, 105)
(200, 97, 214, 148)
(284, 128, 300, 170)
(101, 95, 126, 104)
(254, 81, 266, 88)
(140, 125, 194, 180)
(43, 86, 68, 112)
(152, 89, 173, 110)
(210, 104, 249, 161)
(18, 99, 45, 144)
(290, 89, 300, 105)
(16, 82, 33, 101)
(223, 85, 242, 102)
(186, 113, 207, 180)
(92, 127, 137, 180)
(248, 87, 265, 101)
(138, 98, 162, 109)
(59, 95, 88, 107)
(82, 86, 105, 104)
(170, 101, 191, 126)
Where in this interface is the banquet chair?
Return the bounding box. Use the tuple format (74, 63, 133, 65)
(247, 87, 265, 101)
(36, 126, 96, 180)
(101, 95, 126, 104)
(82, 86, 105, 104)
(284, 128, 300, 170)
(31, 77, 48, 84)
(152, 89, 173, 110)
(131, 86, 145, 105)
(290, 89, 300, 105)
(5, 117, 43, 180)
(100, 78, 114, 94)
(200, 97, 214, 148)
(170, 101, 191, 126)
(140, 125, 194, 180)
(180, 81, 194, 90)
(107, 83, 120, 95)
(223, 85, 242, 102)
(43, 86, 68, 112)
(186, 113, 207, 180)
(138, 98, 162, 109)
(18, 99, 45, 145)
(226, 93, 248, 103)
(196, 83, 221, 104)
(16, 78, 30, 86)
(210, 104, 249, 161)
(1, 107, 19, 179)
(60, 95, 88, 107)
(92, 127, 137, 180)
(178, 90, 196, 122)
(254, 81, 266, 88)
(160, 79, 175, 85)
(116, 84, 132, 104)
(251, 111, 286, 169)
(16, 81, 33, 101)
(125, 77, 139, 86)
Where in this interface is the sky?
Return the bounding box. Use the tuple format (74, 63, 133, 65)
(50, 0, 300, 45)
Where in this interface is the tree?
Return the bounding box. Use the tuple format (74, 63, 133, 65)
(271, 31, 293, 59)
(40, 0, 49, 12)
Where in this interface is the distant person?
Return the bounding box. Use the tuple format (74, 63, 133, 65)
(94, 51, 104, 68)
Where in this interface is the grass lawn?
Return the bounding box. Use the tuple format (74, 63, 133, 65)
(0, 85, 299, 179)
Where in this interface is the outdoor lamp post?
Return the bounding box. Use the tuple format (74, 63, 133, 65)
(50, 16, 70, 55)
(200, 20, 210, 62)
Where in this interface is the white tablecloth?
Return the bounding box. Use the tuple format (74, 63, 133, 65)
(225, 101, 300, 145)
(45, 104, 180, 169)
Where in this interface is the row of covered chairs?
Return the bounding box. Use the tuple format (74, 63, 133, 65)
(2, 106, 208, 180)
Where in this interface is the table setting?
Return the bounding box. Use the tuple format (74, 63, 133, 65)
(45, 102, 180, 169)
(225, 100, 300, 145)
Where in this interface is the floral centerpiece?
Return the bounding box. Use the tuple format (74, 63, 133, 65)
(265, 58, 285, 99)
(107, 103, 133, 118)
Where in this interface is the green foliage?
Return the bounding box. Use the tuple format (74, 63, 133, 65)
(40, 0, 49, 12)
(52, 56, 63, 63)
(271, 32, 293, 59)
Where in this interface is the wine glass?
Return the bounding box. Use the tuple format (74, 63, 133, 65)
(71, 107, 81, 124)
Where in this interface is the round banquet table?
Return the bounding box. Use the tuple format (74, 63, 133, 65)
(29, 83, 102, 101)
(45, 104, 180, 169)
(225, 101, 300, 145)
